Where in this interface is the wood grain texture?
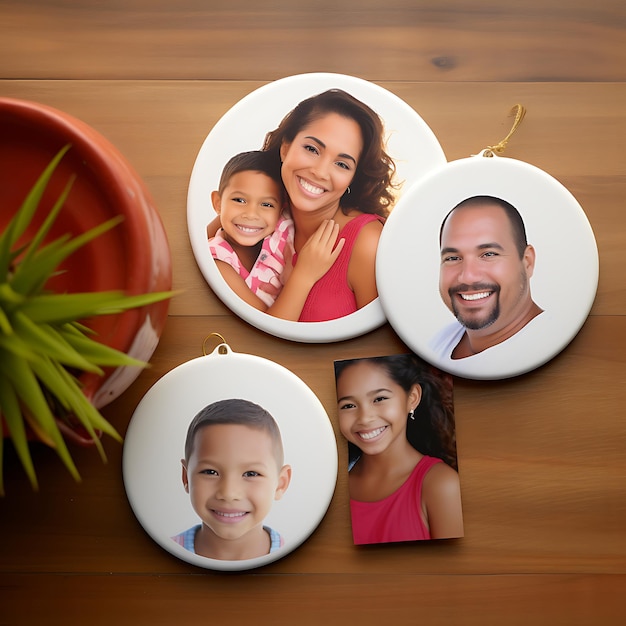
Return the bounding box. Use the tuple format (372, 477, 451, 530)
(1, 573, 626, 625)
(1, 1, 625, 623)
(1, 1, 626, 81)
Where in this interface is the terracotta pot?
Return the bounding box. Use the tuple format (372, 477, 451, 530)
(0, 97, 172, 434)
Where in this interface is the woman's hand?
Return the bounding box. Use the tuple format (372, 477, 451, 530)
(263, 220, 344, 321)
(295, 220, 345, 285)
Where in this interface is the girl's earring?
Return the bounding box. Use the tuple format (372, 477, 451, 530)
(346, 186, 351, 195)
(409, 409, 415, 420)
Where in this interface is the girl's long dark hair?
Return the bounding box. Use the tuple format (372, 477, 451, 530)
(334, 354, 458, 471)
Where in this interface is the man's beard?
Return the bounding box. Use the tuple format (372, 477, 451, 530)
(449, 271, 528, 331)
(449, 282, 500, 330)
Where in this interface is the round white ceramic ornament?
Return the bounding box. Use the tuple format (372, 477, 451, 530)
(187, 72, 446, 343)
(122, 339, 337, 571)
(376, 152, 599, 380)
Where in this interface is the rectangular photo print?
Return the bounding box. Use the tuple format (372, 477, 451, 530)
(334, 352, 464, 545)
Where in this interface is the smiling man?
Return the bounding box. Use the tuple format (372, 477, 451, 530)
(432, 196, 543, 360)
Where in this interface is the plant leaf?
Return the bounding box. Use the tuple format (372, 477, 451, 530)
(0, 145, 71, 278)
(7, 234, 72, 297)
(0, 306, 13, 335)
(19, 290, 176, 324)
(10, 311, 104, 374)
(11, 216, 124, 297)
(0, 376, 39, 492)
(58, 328, 147, 368)
(65, 321, 96, 336)
(0, 352, 80, 483)
(29, 355, 107, 460)
(80, 290, 179, 315)
(15, 175, 75, 274)
(48, 359, 122, 442)
(0, 334, 41, 361)
(17, 291, 126, 323)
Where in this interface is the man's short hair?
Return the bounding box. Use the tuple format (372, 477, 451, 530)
(440, 195, 528, 258)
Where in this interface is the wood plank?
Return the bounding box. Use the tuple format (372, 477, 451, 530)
(1, 573, 625, 625)
(1, 1, 625, 81)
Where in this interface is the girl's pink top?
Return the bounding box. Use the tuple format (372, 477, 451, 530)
(209, 215, 294, 306)
(349, 455, 442, 545)
(295, 213, 383, 322)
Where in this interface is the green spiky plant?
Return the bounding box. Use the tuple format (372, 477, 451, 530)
(0, 145, 174, 495)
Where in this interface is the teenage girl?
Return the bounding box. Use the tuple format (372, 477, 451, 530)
(334, 354, 463, 544)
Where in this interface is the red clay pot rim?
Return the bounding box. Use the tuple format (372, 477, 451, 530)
(0, 97, 157, 296)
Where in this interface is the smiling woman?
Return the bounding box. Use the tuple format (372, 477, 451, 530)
(257, 89, 398, 323)
(279, 113, 363, 218)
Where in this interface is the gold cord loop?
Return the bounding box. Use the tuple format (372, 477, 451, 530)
(484, 104, 526, 157)
(202, 332, 229, 355)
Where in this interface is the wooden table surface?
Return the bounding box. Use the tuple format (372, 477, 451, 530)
(1, 1, 625, 624)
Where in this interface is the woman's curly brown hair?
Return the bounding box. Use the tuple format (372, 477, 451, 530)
(262, 89, 400, 218)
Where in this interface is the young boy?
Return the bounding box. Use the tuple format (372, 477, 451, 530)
(208, 150, 294, 308)
(172, 399, 292, 561)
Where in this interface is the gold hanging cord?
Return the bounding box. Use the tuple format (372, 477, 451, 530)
(483, 104, 526, 157)
(202, 332, 229, 355)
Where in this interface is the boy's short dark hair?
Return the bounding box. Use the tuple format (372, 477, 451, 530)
(184, 398, 284, 465)
(218, 150, 284, 198)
